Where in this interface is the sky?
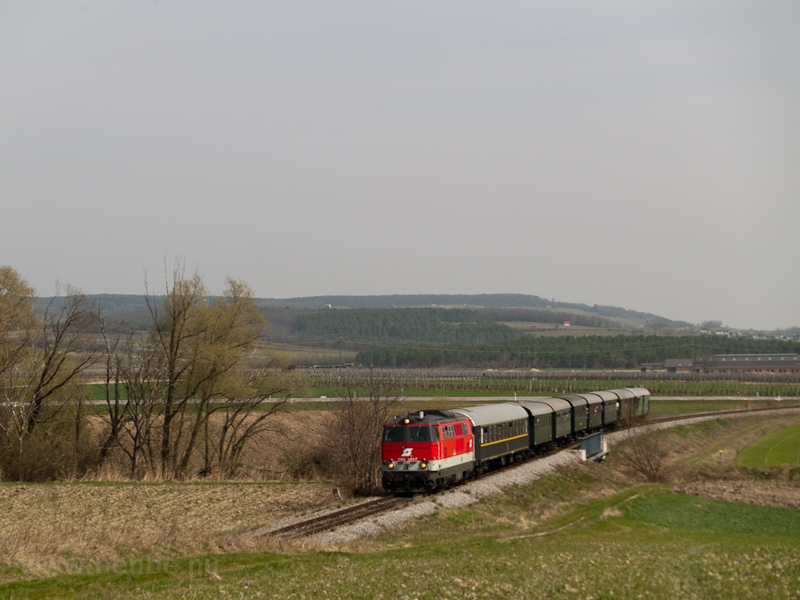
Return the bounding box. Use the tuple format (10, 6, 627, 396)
(1, 1, 799, 331)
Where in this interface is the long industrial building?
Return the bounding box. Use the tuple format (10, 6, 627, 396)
(656, 354, 799, 374)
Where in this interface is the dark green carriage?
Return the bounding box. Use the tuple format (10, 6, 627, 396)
(607, 388, 636, 423)
(592, 390, 619, 427)
(627, 386, 650, 417)
(520, 398, 572, 443)
(569, 393, 603, 430)
(517, 401, 554, 447)
(559, 394, 589, 435)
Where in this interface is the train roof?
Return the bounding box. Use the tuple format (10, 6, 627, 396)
(561, 392, 603, 406)
(516, 400, 552, 417)
(592, 390, 620, 402)
(625, 386, 650, 397)
(518, 397, 572, 414)
(451, 403, 529, 427)
(559, 394, 589, 407)
(606, 388, 635, 400)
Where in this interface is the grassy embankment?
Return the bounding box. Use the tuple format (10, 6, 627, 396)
(736, 423, 800, 467)
(2, 413, 800, 598)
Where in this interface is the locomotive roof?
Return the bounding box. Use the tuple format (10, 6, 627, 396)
(451, 403, 529, 427)
(384, 409, 464, 426)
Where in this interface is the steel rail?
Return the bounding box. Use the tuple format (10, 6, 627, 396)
(266, 496, 410, 539)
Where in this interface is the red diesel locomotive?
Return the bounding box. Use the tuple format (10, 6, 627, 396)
(381, 387, 650, 492)
(381, 409, 475, 491)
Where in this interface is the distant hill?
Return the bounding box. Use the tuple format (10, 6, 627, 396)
(33, 293, 694, 333)
(255, 294, 693, 331)
(257, 293, 551, 310)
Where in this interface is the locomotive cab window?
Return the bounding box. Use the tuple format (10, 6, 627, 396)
(383, 425, 439, 442)
(383, 427, 404, 443)
(407, 426, 439, 442)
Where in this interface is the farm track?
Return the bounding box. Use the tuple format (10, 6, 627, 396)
(259, 404, 800, 541)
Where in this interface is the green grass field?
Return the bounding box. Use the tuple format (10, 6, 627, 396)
(736, 424, 800, 467)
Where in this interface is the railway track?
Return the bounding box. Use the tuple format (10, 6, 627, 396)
(265, 495, 410, 539)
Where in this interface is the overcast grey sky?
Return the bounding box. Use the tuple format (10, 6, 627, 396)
(2, 1, 798, 330)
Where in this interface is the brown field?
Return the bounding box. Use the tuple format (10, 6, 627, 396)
(0, 481, 335, 582)
(0, 410, 340, 583)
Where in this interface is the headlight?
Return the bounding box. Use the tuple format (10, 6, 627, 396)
(421, 462, 427, 470)
(388, 462, 395, 469)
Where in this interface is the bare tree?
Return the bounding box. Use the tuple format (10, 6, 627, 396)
(322, 371, 403, 495)
(143, 261, 222, 478)
(694, 354, 715, 375)
(97, 330, 168, 479)
(8, 290, 96, 437)
(618, 425, 669, 482)
(0, 274, 99, 480)
(204, 355, 308, 478)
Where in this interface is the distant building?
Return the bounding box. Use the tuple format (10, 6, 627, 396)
(664, 358, 694, 373)
(654, 354, 799, 374)
(563, 321, 571, 327)
(698, 353, 798, 374)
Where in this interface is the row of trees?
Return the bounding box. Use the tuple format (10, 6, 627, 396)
(294, 307, 518, 345)
(0, 263, 307, 481)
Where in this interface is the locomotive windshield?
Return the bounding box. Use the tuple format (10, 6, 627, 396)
(383, 425, 440, 442)
(383, 426, 405, 443)
(408, 426, 439, 442)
